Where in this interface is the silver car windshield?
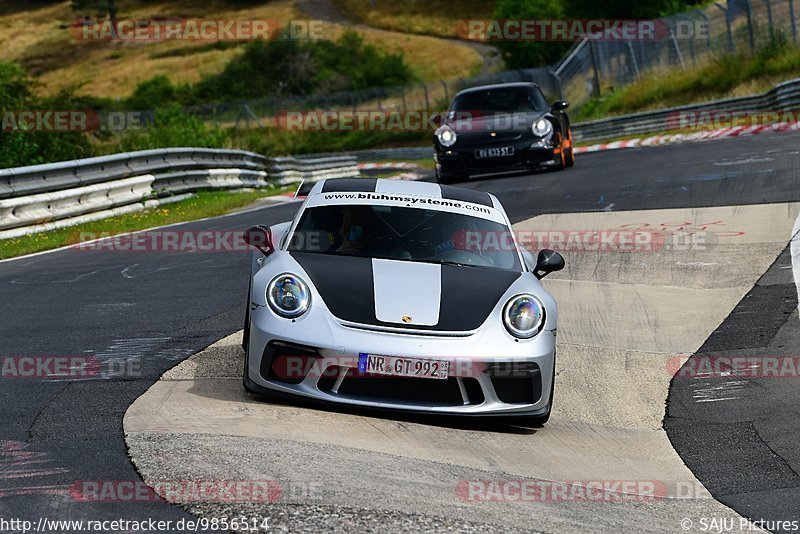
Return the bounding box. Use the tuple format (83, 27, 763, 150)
(287, 204, 522, 271)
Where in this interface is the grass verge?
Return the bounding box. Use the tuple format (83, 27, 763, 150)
(0, 187, 292, 260)
(575, 37, 800, 121)
(232, 128, 430, 156)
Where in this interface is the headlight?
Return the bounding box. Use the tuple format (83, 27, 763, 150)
(503, 294, 545, 338)
(267, 273, 310, 318)
(436, 126, 457, 147)
(532, 118, 553, 138)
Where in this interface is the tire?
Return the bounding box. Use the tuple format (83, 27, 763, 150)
(242, 279, 256, 393)
(564, 130, 575, 168)
(552, 147, 566, 171)
(242, 279, 251, 351)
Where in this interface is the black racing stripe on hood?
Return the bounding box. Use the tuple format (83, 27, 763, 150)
(291, 252, 521, 332)
(438, 185, 493, 207)
(437, 265, 520, 330)
(291, 252, 376, 325)
(321, 179, 377, 193)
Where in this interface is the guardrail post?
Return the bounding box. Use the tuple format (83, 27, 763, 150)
(695, 10, 712, 53)
(715, 3, 735, 53)
(626, 41, 640, 80)
(764, 0, 774, 38)
(552, 70, 565, 101)
(670, 29, 687, 70)
(588, 39, 602, 97)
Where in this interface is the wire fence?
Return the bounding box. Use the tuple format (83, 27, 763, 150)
(555, 0, 800, 107)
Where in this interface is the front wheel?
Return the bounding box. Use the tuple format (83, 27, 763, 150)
(552, 148, 566, 171)
(242, 279, 251, 351)
(242, 279, 256, 393)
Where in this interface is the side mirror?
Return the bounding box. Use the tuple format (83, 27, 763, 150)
(243, 225, 274, 256)
(534, 249, 564, 279)
(551, 101, 569, 111)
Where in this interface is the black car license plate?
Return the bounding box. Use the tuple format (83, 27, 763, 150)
(475, 146, 514, 159)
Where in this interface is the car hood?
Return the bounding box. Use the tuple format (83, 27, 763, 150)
(290, 252, 521, 332)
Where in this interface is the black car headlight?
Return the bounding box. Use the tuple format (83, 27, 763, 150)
(531, 118, 553, 138)
(435, 126, 457, 147)
(267, 273, 311, 318)
(503, 294, 545, 338)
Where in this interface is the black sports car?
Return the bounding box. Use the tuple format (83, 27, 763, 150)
(433, 82, 574, 184)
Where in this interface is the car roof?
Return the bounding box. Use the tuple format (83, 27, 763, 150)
(306, 178, 503, 211)
(453, 82, 543, 98)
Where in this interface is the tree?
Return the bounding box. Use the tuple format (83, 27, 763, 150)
(492, 0, 570, 69)
(70, 0, 117, 20)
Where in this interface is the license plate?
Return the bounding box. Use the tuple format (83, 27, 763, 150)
(358, 353, 449, 380)
(475, 146, 514, 159)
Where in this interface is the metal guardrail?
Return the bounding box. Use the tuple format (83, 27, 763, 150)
(267, 156, 360, 184)
(0, 148, 358, 239)
(573, 76, 800, 142)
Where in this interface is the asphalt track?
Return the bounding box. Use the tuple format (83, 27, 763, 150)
(2, 133, 800, 532)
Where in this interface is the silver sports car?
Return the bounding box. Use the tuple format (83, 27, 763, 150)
(242, 178, 563, 426)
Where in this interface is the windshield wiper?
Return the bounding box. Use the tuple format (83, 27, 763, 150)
(420, 259, 480, 268)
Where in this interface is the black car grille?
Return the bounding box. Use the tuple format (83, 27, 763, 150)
(261, 341, 323, 385)
(320, 367, 484, 406)
(485, 362, 541, 404)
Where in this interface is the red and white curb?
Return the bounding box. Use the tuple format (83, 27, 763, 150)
(357, 162, 423, 181)
(357, 162, 419, 170)
(575, 120, 800, 153)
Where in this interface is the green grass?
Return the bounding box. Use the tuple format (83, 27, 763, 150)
(232, 128, 430, 156)
(0, 187, 292, 260)
(575, 37, 800, 121)
(332, 0, 494, 38)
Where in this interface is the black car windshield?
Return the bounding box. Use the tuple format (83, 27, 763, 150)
(287, 204, 522, 271)
(450, 86, 548, 114)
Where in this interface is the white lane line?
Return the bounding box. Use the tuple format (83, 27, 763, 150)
(792, 212, 800, 318)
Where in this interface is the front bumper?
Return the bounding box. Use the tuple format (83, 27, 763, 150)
(245, 304, 556, 417)
(435, 140, 560, 179)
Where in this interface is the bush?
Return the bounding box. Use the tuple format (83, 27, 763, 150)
(0, 62, 93, 168)
(492, 0, 570, 69)
(130, 31, 417, 107)
(125, 75, 191, 111)
(119, 106, 226, 151)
